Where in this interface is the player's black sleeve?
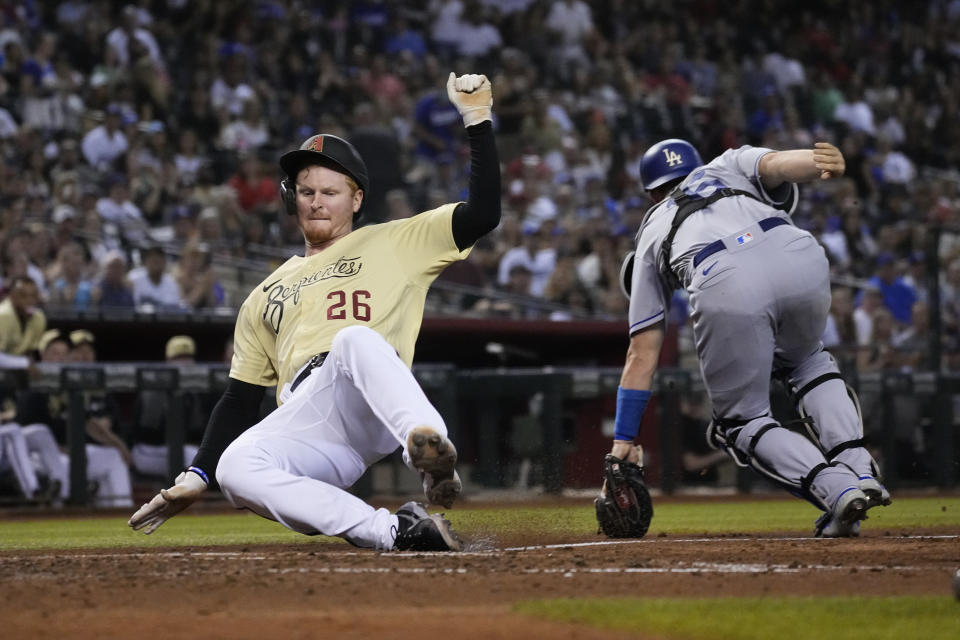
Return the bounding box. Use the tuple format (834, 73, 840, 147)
(451, 120, 501, 251)
(190, 377, 266, 488)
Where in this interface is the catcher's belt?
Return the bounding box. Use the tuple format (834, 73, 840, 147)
(595, 453, 653, 538)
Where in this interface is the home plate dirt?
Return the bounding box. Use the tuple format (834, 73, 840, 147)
(2, 529, 957, 640)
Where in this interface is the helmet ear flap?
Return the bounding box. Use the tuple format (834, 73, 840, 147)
(280, 177, 297, 215)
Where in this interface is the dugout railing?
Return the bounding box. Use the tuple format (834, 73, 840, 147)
(0, 364, 956, 506)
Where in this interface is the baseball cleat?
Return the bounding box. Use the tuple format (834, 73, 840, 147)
(814, 487, 869, 538)
(392, 501, 463, 552)
(858, 476, 892, 509)
(407, 426, 460, 508)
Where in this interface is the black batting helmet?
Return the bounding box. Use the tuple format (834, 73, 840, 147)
(278, 134, 370, 217)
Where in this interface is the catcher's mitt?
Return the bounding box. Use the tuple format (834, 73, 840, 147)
(595, 453, 653, 538)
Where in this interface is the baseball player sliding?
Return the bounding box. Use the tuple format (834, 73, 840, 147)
(605, 139, 890, 538)
(129, 72, 500, 551)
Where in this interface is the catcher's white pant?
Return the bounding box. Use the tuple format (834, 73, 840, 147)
(21, 424, 132, 507)
(217, 326, 447, 550)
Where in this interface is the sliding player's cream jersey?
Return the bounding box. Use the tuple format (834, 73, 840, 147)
(230, 203, 468, 401)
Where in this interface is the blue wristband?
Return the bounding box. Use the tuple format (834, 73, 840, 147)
(187, 465, 209, 485)
(614, 387, 651, 441)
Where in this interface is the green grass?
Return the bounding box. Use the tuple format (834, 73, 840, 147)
(0, 495, 956, 551)
(513, 596, 960, 640)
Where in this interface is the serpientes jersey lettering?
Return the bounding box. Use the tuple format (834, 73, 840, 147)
(230, 203, 469, 400)
(627, 145, 799, 335)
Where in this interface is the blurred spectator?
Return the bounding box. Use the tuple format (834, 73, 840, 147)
(226, 154, 277, 214)
(132, 335, 204, 478)
(853, 286, 884, 348)
(679, 392, 730, 487)
(106, 5, 163, 69)
(95, 173, 148, 246)
(543, 251, 591, 319)
(0, 0, 957, 340)
(833, 84, 875, 135)
(893, 301, 931, 371)
(867, 253, 917, 326)
(92, 249, 135, 309)
(545, 0, 594, 80)
(497, 225, 555, 297)
(47, 242, 94, 309)
(174, 242, 225, 310)
(869, 135, 916, 188)
(210, 54, 254, 118)
(824, 287, 853, 344)
(478, 263, 536, 318)
(219, 97, 269, 152)
(81, 104, 128, 171)
(576, 234, 619, 303)
(0, 277, 45, 368)
(451, 2, 503, 59)
(349, 102, 405, 224)
(173, 128, 207, 185)
(0, 250, 32, 301)
(16, 329, 133, 508)
(411, 76, 461, 166)
(384, 15, 427, 59)
(856, 307, 899, 374)
(128, 246, 184, 310)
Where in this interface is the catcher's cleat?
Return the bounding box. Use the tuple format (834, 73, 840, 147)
(814, 487, 868, 538)
(858, 476, 892, 510)
(392, 501, 462, 552)
(407, 426, 460, 508)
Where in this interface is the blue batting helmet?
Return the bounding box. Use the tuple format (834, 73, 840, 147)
(639, 138, 703, 191)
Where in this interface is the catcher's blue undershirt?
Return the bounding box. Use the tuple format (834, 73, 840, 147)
(614, 387, 651, 441)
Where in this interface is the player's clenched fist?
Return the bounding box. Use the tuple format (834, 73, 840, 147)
(813, 142, 845, 180)
(128, 469, 207, 534)
(446, 72, 492, 128)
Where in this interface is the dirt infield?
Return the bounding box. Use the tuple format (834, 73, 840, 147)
(3, 515, 958, 640)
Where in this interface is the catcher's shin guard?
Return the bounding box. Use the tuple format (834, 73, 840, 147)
(707, 417, 835, 510)
(792, 372, 882, 481)
(595, 454, 653, 538)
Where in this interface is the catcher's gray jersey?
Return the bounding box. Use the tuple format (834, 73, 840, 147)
(627, 145, 799, 334)
(625, 144, 879, 518)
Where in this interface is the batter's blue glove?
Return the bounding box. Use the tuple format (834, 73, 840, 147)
(128, 470, 207, 534)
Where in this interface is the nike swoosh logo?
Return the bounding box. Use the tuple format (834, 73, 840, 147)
(702, 261, 718, 276)
(262, 279, 282, 292)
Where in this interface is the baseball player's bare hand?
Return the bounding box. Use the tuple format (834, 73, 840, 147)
(813, 142, 845, 180)
(128, 470, 207, 534)
(611, 440, 642, 464)
(446, 72, 493, 128)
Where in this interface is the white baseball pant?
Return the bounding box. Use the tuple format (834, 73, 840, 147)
(217, 326, 448, 550)
(21, 423, 132, 507)
(0, 423, 40, 497)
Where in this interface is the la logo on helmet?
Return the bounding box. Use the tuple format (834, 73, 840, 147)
(662, 148, 683, 167)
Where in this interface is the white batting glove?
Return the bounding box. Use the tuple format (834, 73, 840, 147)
(128, 469, 207, 534)
(446, 72, 493, 128)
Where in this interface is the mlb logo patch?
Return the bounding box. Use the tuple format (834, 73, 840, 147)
(736, 232, 753, 245)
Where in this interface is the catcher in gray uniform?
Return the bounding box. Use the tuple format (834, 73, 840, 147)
(601, 138, 891, 538)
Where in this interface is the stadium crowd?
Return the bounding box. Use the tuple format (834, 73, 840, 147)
(0, 0, 958, 357)
(2, 0, 960, 499)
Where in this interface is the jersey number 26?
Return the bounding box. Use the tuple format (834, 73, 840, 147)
(327, 289, 371, 321)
